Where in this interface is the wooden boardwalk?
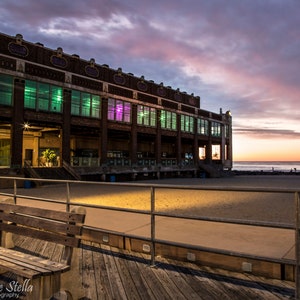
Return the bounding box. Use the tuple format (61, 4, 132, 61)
(0, 236, 296, 299)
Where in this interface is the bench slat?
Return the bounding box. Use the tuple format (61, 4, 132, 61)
(0, 253, 53, 275)
(0, 203, 85, 223)
(0, 247, 69, 273)
(0, 258, 41, 278)
(0, 211, 83, 235)
(0, 223, 80, 247)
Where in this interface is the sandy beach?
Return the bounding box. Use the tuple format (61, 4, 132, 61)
(2, 175, 299, 225)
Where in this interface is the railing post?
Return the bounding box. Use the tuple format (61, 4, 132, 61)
(295, 191, 300, 300)
(66, 182, 71, 212)
(150, 186, 156, 266)
(13, 178, 17, 204)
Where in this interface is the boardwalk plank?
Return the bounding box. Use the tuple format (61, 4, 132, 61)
(202, 265, 294, 300)
(91, 243, 113, 299)
(185, 261, 259, 300)
(100, 244, 128, 299)
(157, 257, 210, 299)
(117, 248, 159, 300)
(156, 256, 231, 300)
(0, 236, 295, 300)
(110, 246, 142, 299)
(128, 251, 172, 300)
(82, 244, 98, 300)
(243, 272, 295, 298)
(141, 253, 188, 299)
(157, 261, 201, 299)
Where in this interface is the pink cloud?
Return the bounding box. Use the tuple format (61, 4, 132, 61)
(1, 0, 300, 151)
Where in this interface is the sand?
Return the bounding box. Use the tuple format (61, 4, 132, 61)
(2, 175, 299, 224)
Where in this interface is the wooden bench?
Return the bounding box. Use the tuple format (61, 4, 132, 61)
(0, 199, 86, 300)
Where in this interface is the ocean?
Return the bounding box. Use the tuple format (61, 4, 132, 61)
(232, 161, 300, 173)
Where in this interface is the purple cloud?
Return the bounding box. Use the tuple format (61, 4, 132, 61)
(1, 0, 300, 159)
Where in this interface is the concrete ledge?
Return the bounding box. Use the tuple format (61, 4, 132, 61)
(82, 227, 295, 281)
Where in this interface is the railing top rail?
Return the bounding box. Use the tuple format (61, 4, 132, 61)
(0, 176, 299, 193)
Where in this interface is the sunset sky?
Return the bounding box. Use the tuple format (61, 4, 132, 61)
(1, 0, 299, 161)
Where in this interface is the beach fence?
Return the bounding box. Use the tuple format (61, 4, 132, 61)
(0, 176, 300, 299)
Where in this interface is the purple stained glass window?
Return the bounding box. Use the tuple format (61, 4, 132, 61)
(108, 98, 131, 122)
(116, 100, 123, 121)
(123, 102, 131, 123)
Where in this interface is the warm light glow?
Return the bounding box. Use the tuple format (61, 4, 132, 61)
(233, 134, 300, 161)
(22, 122, 30, 130)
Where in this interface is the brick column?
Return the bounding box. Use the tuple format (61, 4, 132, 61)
(11, 79, 25, 168)
(206, 121, 212, 163)
(100, 98, 108, 165)
(155, 110, 162, 165)
(193, 118, 198, 165)
(130, 104, 137, 166)
(176, 114, 182, 165)
(61, 89, 71, 164)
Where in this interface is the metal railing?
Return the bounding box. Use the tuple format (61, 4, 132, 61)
(0, 176, 299, 298)
(71, 156, 101, 167)
(69, 157, 196, 168)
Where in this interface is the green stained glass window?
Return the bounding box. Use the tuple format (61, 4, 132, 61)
(181, 115, 194, 133)
(50, 86, 63, 112)
(25, 80, 63, 112)
(171, 113, 177, 130)
(38, 83, 50, 111)
(71, 90, 80, 115)
(160, 110, 166, 128)
(150, 108, 156, 127)
(137, 105, 143, 124)
(81, 93, 91, 117)
(197, 118, 208, 135)
(143, 107, 149, 126)
(211, 121, 221, 137)
(166, 111, 171, 129)
(190, 117, 194, 132)
(71, 90, 101, 118)
(91, 95, 100, 118)
(24, 80, 37, 109)
(137, 105, 156, 127)
(180, 115, 185, 131)
(161, 110, 176, 130)
(0, 74, 13, 106)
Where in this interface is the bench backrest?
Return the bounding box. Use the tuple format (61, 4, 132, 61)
(0, 203, 86, 248)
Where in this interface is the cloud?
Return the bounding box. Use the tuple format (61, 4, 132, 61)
(1, 0, 300, 160)
(234, 127, 300, 139)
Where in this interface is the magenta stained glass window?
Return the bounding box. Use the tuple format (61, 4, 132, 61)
(108, 98, 131, 123)
(116, 100, 123, 121)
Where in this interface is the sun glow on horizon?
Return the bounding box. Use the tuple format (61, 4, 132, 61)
(233, 134, 300, 162)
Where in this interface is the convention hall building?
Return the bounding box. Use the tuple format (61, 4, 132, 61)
(0, 32, 232, 181)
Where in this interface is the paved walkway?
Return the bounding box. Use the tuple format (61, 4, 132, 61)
(2, 194, 293, 271)
(5, 193, 294, 263)
(74, 206, 294, 263)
